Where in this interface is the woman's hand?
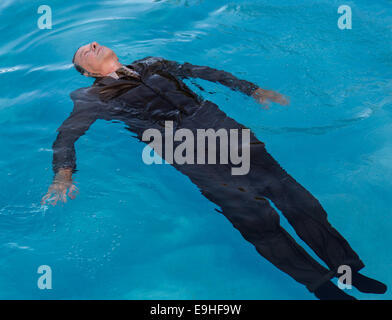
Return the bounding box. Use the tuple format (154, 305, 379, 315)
(41, 168, 79, 206)
(252, 88, 289, 109)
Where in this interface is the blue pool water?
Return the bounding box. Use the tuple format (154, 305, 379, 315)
(1, 0, 392, 299)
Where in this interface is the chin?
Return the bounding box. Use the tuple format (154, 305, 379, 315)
(103, 51, 117, 63)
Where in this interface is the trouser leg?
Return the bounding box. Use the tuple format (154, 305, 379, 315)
(174, 159, 333, 291)
(203, 183, 332, 291)
(251, 145, 365, 275)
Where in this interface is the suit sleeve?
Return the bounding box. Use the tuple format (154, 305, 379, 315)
(52, 100, 98, 174)
(161, 59, 259, 96)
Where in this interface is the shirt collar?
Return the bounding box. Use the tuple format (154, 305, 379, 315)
(108, 71, 120, 80)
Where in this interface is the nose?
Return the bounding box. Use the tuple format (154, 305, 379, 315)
(91, 41, 99, 51)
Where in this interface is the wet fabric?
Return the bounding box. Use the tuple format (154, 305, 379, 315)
(51, 56, 364, 291)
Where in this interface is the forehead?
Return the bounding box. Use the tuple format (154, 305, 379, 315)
(75, 44, 90, 62)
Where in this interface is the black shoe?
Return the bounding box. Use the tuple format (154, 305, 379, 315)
(314, 281, 356, 300)
(352, 272, 387, 294)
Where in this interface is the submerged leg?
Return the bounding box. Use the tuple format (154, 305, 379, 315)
(199, 179, 336, 293)
(250, 145, 365, 275)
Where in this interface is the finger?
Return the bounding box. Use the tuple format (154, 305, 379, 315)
(43, 193, 58, 205)
(41, 193, 51, 205)
(49, 194, 59, 206)
(61, 190, 67, 203)
(257, 97, 266, 105)
(276, 94, 289, 106)
(68, 185, 75, 193)
(68, 185, 79, 199)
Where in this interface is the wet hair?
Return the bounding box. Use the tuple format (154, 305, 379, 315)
(72, 47, 89, 76)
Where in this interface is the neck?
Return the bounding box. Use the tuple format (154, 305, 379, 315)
(102, 60, 122, 76)
(113, 60, 123, 71)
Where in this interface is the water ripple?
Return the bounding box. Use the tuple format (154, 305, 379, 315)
(0, 65, 29, 74)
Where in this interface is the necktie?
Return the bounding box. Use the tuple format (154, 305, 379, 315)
(116, 66, 141, 80)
